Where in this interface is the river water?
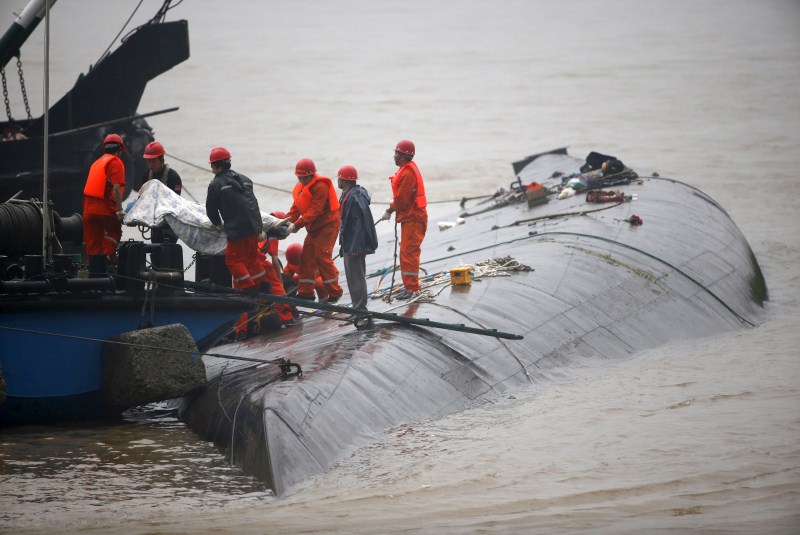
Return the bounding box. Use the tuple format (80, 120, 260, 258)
(1, 0, 798, 533)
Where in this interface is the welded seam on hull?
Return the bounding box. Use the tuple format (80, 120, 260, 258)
(299, 354, 355, 430)
(536, 232, 757, 327)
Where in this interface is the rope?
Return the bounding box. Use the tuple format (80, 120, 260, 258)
(428, 300, 532, 380)
(0, 324, 289, 365)
(492, 200, 625, 230)
(230, 370, 286, 463)
(165, 152, 294, 195)
(138, 270, 155, 328)
(374, 258, 532, 378)
(163, 152, 491, 205)
(0, 202, 41, 256)
(95, 0, 144, 66)
(386, 221, 400, 302)
(533, 231, 757, 327)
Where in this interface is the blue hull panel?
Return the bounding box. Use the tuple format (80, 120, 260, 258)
(0, 302, 246, 424)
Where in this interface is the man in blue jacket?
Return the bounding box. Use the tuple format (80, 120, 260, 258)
(337, 165, 378, 326)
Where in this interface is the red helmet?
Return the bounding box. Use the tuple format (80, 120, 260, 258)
(286, 242, 303, 264)
(143, 141, 165, 159)
(209, 146, 232, 163)
(271, 210, 287, 219)
(103, 133, 125, 153)
(294, 158, 317, 177)
(395, 139, 415, 156)
(337, 165, 358, 181)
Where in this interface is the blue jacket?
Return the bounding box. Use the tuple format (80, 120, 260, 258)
(339, 184, 378, 256)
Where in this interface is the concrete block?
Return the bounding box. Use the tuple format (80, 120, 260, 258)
(102, 323, 206, 413)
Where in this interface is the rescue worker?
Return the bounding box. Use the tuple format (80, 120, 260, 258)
(205, 147, 266, 296)
(257, 210, 297, 326)
(232, 213, 297, 338)
(83, 133, 126, 273)
(378, 139, 428, 299)
(283, 242, 329, 301)
(141, 140, 182, 244)
(337, 165, 378, 323)
(285, 158, 343, 302)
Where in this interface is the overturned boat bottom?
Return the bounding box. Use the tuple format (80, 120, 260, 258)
(177, 148, 766, 495)
(179, 317, 527, 496)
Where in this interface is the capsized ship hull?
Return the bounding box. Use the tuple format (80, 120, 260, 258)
(179, 149, 767, 495)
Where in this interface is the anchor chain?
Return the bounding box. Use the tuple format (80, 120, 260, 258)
(1, 56, 33, 124)
(17, 57, 32, 120)
(1, 67, 12, 122)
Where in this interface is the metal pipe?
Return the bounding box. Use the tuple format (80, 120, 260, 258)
(0, 0, 58, 70)
(41, 0, 51, 262)
(48, 107, 179, 138)
(185, 283, 525, 340)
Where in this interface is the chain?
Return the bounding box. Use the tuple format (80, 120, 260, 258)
(183, 253, 197, 273)
(16, 57, 31, 120)
(1, 68, 12, 122)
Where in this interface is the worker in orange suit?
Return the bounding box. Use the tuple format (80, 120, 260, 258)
(83, 133, 126, 273)
(377, 139, 428, 299)
(232, 211, 298, 338)
(283, 242, 329, 301)
(257, 210, 297, 325)
(286, 158, 343, 302)
(205, 147, 266, 296)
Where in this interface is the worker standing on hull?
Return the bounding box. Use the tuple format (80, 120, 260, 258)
(83, 133, 126, 273)
(337, 164, 378, 319)
(205, 147, 265, 296)
(286, 158, 343, 303)
(378, 139, 428, 299)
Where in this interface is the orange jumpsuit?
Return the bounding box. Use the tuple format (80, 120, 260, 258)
(83, 153, 125, 257)
(234, 236, 296, 336)
(283, 261, 329, 301)
(287, 175, 342, 300)
(258, 236, 294, 323)
(390, 161, 427, 292)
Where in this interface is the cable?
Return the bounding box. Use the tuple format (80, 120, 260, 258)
(426, 300, 532, 380)
(493, 200, 624, 230)
(163, 152, 491, 205)
(386, 221, 400, 301)
(367, 217, 756, 327)
(532, 231, 757, 327)
(95, 0, 144, 66)
(0, 324, 286, 365)
(165, 152, 294, 195)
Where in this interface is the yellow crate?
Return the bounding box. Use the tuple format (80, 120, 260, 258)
(449, 266, 473, 285)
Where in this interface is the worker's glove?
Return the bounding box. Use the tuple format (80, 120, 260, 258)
(258, 231, 267, 242)
(116, 210, 125, 223)
(377, 210, 392, 223)
(287, 223, 298, 234)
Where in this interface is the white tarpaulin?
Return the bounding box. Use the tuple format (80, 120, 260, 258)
(123, 180, 284, 255)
